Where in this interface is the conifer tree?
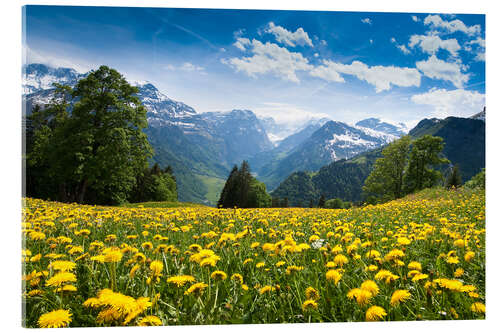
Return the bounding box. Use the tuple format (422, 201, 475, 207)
(446, 164, 462, 189)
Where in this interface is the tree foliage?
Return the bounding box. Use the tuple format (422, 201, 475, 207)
(129, 163, 177, 202)
(363, 135, 411, 201)
(363, 135, 449, 203)
(446, 164, 462, 189)
(26, 66, 154, 205)
(404, 135, 449, 193)
(217, 161, 271, 208)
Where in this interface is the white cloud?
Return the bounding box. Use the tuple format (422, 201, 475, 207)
(233, 37, 251, 51)
(180, 62, 205, 72)
(465, 37, 485, 62)
(411, 88, 485, 118)
(397, 45, 411, 55)
(409, 34, 461, 56)
(253, 102, 330, 127)
(164, 62, 206, 73)
(314, 53, 319, 58)
(361, 18, 372, 25)
(265, 22, 313, 47)
(416, 55, 469, 88)
(391, 37, 411, 55)
(369, 39, 374, 44)
(475, 52, 485, 62)
(311, 60, 421, 92)
(25, 46, 94, 73)
(309, 61, 345, 83)
(424, 14, 481, 36)
(412, 15, 419, 22)
(320, 40, 327, 46)
(222, 39, 312, 83)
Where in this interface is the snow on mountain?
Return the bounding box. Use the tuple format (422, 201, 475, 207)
(355, 117, 408, 136)
(23, 63, 85, 94)
(470, 107, 485, 121)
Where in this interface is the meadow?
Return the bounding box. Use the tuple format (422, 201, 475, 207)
(22, 187, 485, 327)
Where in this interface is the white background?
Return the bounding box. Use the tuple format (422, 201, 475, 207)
(1, 0, 498, 332)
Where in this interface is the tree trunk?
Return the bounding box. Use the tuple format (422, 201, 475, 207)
(77, 178, 89, 204)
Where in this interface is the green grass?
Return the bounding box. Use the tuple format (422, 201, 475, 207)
(195, 174, 226, 205)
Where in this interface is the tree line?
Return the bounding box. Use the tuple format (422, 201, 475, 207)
(362, 134, 461, 204)
(25, 66, 177, 205)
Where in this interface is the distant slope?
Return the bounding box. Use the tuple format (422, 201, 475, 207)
(272, 115, 485, 206)
(255, 120, 397, 190)
(408, 116, 485, 181)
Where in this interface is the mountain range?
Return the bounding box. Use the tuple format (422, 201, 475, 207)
(272, 115, 485, 206)
(24, 63, 481, 206)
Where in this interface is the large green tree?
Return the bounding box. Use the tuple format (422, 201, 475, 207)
(26, 66, 153, 204)
(363, 135, 411, 201)
(217, 161, 271, 208)
(403, 135, 449, 193)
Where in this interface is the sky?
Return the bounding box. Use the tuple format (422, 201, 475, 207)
(23, 6, 485, 128)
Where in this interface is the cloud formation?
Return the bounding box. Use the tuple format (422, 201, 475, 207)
(409, 34, 461, 56)
(424, 15, 481, 36)
(361, 18, 372, 25)
(311, 60, 421, 92)
(411, 88, 485, 117)
(222, 39, 312, 83)
(416, 55, 469, 88)
(265, 22, 313, 47)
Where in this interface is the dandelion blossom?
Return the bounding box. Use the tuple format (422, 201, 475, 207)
(305, 287, 320, 300)
(366, 305, 387, 321)
(470, 302, 485, 314)
(302, 299, 318, 312)
(167, 275, 196, 287)
(184, 282, 208, 296)
(390, 290, 411, 306)
(138, 315, 162, 326)
(45, 272, 77, 287)
(326, 269, 342, 285)
(38, 309, 72, 328)
(211, 270, 227, 280)
(361, 280, 379, 296)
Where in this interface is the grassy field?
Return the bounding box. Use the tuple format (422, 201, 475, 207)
(22, 187, 485, 327)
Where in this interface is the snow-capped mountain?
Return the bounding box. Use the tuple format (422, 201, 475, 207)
(470, 107, 485, 121)
(355, 118, 408, 137)
(23, 63, 86, 94)
(254, 119, 402, 190)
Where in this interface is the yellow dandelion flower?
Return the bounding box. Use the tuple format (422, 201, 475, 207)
(211, 270, 227, 280)
(302, 299, 318, 312)
(465, 251, 475, 262)
(138, 315, 162, 326)
(46, 272, 77, 287)
(167, 275, 196, 287)
(333, 254, 349, 267)
(231, 273, 243, 284)
(366, 305, 387, 321)
(259, 285, 275, 295)
(326, 269, 342, 285)
(305, 287, 320, 300)
(49, 260, 76, 272)
(361, 280, 379, 296)
(470, 302, 485, 314)
(408, 261, 422, 271)
(286, 265, 304, 275)
(412, 273, 429, 282)
(454, 268, 465, 278)
(38, 309, 72, 328)
(184, 282, 208, 296)
(390, 289, 411, 306)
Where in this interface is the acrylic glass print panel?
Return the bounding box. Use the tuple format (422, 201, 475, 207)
(22, 4, 485, 328)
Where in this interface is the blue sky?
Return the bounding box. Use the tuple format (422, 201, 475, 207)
(24, 6, 485, 128)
